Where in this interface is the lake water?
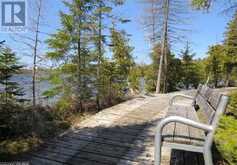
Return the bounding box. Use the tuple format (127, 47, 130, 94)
(2, 74, 53, 105)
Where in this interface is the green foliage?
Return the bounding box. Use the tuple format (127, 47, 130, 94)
(223, 11, 237, 86)
(46, 0, 97, 112)
(0, 136, 41, 160)
(0, 102, 70, 158)
(110, 29, 134, 77)
(128, 65, 144, 92)
(225, 11, 237, 63)
(0, 47, 71, 159)
(144, 44, 183, 93)
(166, 54, 183, 92)
(0, 103, 69, 139)
(206, 44, 225, 87)
(91, 0, 128, 110)
(191, 0, 211, 9)
(214, 91, 237, 165)
(45, 0, 131, 112)
(43, 68, 70, 99)
(203, 12, 237, 87)
(180, 43, 201, 89)
(144, 65, 156, 92)
(145, 44, 161, 92)
(110, 28, 134, 95)
(194, 59, 207, 84)
(215, 116, 237, 165)
(100, 60, 117, 104)
(0, 47, 24, 104)
(227, 90, 237, 117)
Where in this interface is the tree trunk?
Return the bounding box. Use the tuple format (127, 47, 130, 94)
(77, 32, 83, 112)
(163, 39, 168, 93)
(214, 73, 218, 88)
(214, 79, 218, 88)
(156, 0, 170, 94)
(32, 0, 42, 107)
(108, 78, 112, 106)
(225, 72, 230, 87)
(225, 65, 232, 87)
(96, 2, 102, 111)
(75, 2, 83, 112)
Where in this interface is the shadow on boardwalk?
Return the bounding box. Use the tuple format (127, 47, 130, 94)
(19, 120, 206, 165)
(16, 92, 225, 165)
(23, 120, 159, 164)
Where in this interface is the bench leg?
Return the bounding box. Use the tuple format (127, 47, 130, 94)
(155, 133, 162, 165)
(203, 148, 213, 165)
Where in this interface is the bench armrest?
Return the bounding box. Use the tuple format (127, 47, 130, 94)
(169, 94, 194, 106)
(156, 116, 213, 135)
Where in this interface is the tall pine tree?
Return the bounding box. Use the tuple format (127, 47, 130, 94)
(0, 47, 24, 104)
(224, 11, 237, 86)
(180, 43, 200, 89)
(45, 0, 94, 112)
(110, 27, 134, 97)
(145, 43, 182, 93)
(92, 0, 124, 110)
(206, 44, 225, 87)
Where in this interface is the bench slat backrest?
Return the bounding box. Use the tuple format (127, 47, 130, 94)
(195, 85, 227, 126)
(192, 84, 202, 105)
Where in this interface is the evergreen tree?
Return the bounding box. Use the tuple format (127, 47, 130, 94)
(145, 44, 162, 92)
(45, 0, 129, 112)
(206, 44, 225, 87)
(45, 0, 94, 112)
(92, 0, 124, 110)
(128, 64, 145, 94)
(110, 28, 134, 96)
(0, 47, 24, 104)
(100, 60, 116, 105)
(166, 54, 182, 92)
(180, 43, 201, 89)
(224, 11, 237, 86)
(145, 43, 182, 92)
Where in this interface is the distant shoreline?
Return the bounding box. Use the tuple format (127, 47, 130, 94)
(20, 68, 49, 75)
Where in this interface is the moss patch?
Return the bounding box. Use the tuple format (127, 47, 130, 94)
(0, 136, 42, 160)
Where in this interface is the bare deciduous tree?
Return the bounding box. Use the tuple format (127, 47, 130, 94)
(10, 0, 45, 106)
(32, 0, 42, 106)
(142, 0, 190, 93)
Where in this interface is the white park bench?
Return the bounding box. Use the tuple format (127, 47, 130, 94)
(155, 85, 229, 165)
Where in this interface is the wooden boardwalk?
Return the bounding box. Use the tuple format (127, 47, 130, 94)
(21, 92, 208, 165)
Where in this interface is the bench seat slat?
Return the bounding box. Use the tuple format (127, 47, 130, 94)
(187, 107, 205, 146)
(173, 106, 190, 145)
(162, 107, 177, 142)
(155, 85, 229, 165)
(162, 105, 205, 146)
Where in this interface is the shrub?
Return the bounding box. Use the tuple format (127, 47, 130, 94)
(0, 136, 41, 160)
(227, 90, 237, 117)
(215, 116, 237, 165)
(0, 103, 68, 139)
(0, 103, 70, 158)
(215, 90, 237, 165)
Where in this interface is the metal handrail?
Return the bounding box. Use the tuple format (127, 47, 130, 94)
(169, 94, 194, 106)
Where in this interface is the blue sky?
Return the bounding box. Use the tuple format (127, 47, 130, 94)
(1, 0, 233, 66)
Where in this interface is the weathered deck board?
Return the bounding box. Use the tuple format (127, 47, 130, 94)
(21, 93, 208, 165)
